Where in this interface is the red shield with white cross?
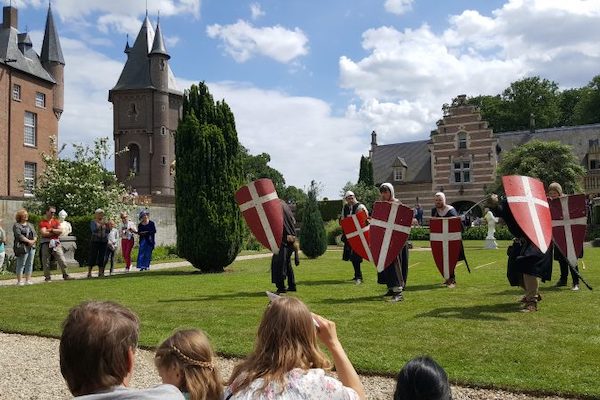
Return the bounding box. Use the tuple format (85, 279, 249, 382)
(340, 210, 374, 263)
(550, 194, 586, 267)
(370, 201, 413, 272)
(235, 179, 283, 255)
(503, 175, 552, 253)
(430, 217, 462, 280)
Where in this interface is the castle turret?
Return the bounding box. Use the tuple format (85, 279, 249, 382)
(40, 4, 65, 120)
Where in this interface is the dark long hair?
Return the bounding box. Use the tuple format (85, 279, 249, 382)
(394, 356, 452, 400)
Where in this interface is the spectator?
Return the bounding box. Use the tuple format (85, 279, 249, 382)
(415, 204, 424, 226)
(0, 218, 5, 271)
(105, 220, 119, 276)
(225, 296, 366, 400)
(137, 210, 156, 271)
(155, 329, 223, 400)
(88, 209, 109, 278)
(12, 209, 37, 285)
(60, 301, 185, 399)
(119, 212, 137, 272)
(39, 205, 72, 282)
(393, 356, 452, 400)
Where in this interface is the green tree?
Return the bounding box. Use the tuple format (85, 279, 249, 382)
(358, 155, 374, 186)
(502, 76, 561, 131)
(240, 146, 286, 195)
(29, 136, 126, 217)
(299, 180, 327, 258)
(495, 140, 585, 194)
(176, 82, 243, 273)
(467, 95, 513, 133)
(558, 87, 585, 126)
(573, 75, 600, 125)
(340, 181, 380, 212)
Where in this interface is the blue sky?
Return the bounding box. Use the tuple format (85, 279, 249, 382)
(8, 0, 600, 197)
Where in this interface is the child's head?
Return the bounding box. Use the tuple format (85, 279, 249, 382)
(394, 356, 452, 400)
(155, 329, 222, 400)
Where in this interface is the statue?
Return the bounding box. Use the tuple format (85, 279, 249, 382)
(57, 210, 73, 237)
(484, 207, 498, 249)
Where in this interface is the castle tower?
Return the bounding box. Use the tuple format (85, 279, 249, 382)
(40, 3, 65, 120)
(109, 15, 183, 197)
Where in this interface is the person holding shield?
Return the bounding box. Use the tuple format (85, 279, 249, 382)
(271, 200, 297, 294)
(339, 191, 368, 284)
(431, 192, 462, 288)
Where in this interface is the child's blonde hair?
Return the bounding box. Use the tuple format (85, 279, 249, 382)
(155, 329, 223, 400)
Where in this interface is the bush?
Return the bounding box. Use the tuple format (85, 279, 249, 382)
(299, 181, 327, 258)
(325, 219, 343, 245)
(585, 224, 600, 241)
(409, 226, 430, 240)
(319, 200, 343, 222)
(70, 215, 94, 267)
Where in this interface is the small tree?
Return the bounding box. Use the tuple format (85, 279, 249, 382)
(176, 82, 243, 273)
(29, 136, 127, 217)
(495, 140, 586, 194)
(357, 156, 374, 186)
(299, 180, 327, 258)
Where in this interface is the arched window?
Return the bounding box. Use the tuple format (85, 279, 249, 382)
(458, 132, 467, 149)
(128, 143, 140, 174)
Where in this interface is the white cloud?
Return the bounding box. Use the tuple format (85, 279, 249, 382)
(52, 0, 200, 20)
(384, 0, 414, 15)
(340, 0, 600, 143)
(96, 14, 142, 37)
(250, 3, 265, 20)
(206, 20, 309, 63)
(165, 35, 180, 47)
(178, 80, 367, 197)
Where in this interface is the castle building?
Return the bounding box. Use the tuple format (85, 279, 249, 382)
(371, 94, 600, 219)
(0, 4, 64, 197)
(109, 15, 182, 198)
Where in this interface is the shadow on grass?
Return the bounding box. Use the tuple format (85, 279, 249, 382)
(405, 284, 445, 293)
(415, 302, 518, 321)
(300, 279, 349, 286)
(158, 291, 267, 303)
(317, 295, 387, 304)
(103, 269, 199, 279)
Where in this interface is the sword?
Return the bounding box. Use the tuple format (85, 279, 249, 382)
(464, 195, 492, 215)
(567, 261, 593, 290)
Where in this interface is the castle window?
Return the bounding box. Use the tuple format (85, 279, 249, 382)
(393, 167, 404, 182)
(453, 160, 471, 183)
(161, 155, 167, 166)
(35, 92, 46, 108)
(458, 132, 467, 149)
(161, 126, 167, 135)
(12, 84, 21, 101)
(160, 59, 166, 71)
(128, 143, 140, 174)
(24, 112, 37, 146)
(24, 162, 36, 195)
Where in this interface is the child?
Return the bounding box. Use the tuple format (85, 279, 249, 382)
(155, 329, 223, 400)
(105, 220, 119, 275)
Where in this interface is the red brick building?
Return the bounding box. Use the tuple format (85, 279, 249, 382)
(371, 94, 600, 220)
(0, 5, 64, 197)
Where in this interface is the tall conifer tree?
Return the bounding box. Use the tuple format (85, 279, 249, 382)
(176, 82, 243, 272)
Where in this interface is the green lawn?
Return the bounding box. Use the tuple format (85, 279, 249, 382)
(0, 240, 598, 398)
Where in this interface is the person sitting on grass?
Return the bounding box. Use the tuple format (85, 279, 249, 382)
(393, 356, 452, 400)
(59, 301, 185, 399)
(225, 296, 366, 400)
(155, 329, 223, 400)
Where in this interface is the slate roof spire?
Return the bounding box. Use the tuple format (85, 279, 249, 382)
(40, 2, 64, 65)
(149, 18, 169, 59)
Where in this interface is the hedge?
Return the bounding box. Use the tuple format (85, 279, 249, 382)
(319, 200, 343, 223)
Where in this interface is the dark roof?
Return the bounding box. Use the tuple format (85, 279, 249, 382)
(371, 139, 431, 184)
(111, 16, 180, 94)
(149, 23, 169, 58)
(40, 5, 64, 65)
(0, 25, 55, 83)
(496, 124, 600, 163)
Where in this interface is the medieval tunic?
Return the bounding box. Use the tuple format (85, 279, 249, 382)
(494, 199, 552, 285)
(271, 201, 297, 291)
(341, 202, 367, 280)
(431, 205, 466, 279)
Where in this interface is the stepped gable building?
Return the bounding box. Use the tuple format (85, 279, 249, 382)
(109, 15, 182, 198)
(0, 4, 64, 196)
(371, 94, 600, 219)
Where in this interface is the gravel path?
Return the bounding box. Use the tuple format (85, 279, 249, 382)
(0, 332, 573, 400)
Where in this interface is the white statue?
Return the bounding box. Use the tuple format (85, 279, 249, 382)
(58, 209, 73, 237)
(484, 208, 499, 249)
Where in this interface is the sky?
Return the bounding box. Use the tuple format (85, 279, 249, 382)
(7, 0, 600, 198)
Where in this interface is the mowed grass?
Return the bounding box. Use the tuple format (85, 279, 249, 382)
(0, 240, 598, 398)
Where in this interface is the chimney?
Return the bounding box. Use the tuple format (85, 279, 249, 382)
(3, 6, 18, 29)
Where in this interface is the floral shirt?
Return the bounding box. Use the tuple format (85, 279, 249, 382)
(225, 368, 359, 400)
